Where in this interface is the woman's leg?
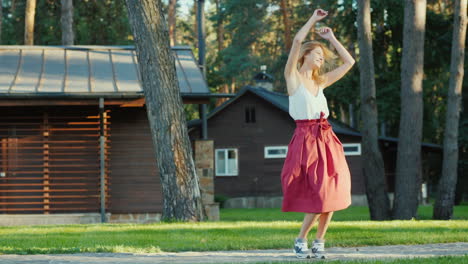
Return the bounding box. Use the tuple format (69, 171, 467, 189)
(316, 211, 334, 240)
(310, 212, 333, 259)
(297, 213, 321, 239)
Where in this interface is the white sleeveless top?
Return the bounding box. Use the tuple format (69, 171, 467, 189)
(288, 82, 330, 120)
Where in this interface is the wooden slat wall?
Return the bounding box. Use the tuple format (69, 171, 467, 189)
(0, 107, 110, 214)
(108, 108, 162, 213)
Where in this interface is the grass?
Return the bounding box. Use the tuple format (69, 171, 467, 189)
(249, 255, 468, 264)
(221, 205, 468, 221)
(0, 205, 466, 255)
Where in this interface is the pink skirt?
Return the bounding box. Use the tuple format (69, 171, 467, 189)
(281, 112, 351, 213)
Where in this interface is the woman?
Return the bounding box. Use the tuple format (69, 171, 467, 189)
(281, 8, 355, 259)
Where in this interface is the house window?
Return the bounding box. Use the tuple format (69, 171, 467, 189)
(343, 143, 361, 156)
(265, 146, 288, 158)
(245, 106, 256, 123)
(215, 148, 238, 176)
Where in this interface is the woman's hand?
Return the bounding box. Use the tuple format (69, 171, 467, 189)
(311, 9, 328, 22)
(317, 27, 335, 40)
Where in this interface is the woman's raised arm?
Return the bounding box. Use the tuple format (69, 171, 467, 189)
(317, 27, 356, 89)
(284, 9, 328, 81)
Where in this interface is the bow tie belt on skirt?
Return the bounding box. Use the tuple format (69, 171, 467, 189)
(294, 112, 331, 139)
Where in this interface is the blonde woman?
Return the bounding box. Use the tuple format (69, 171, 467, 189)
(281, 8, 355, 259)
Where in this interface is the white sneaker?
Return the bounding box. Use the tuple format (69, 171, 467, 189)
(311, 239, 326, 259)
(293, 238, 310, 259)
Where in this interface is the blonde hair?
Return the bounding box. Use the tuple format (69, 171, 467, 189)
(297, 40, 337, 85)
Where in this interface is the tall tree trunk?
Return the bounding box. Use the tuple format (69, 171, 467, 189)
(0, 0, 3, 44)
(214, 0, 227, 107)
(433, 0, 467, 220)
(357, 0, 391, 220)
(11, 0, 16, 16)
(280, 0, 292, 51)
(124, 0, 205, 221)
(193, 0, 198, 49)
(61, 0, 74, 45)
(215, 84, 229, 107)
(394, 0, 426, 220)
(168, 0, 176, 46)
(24, 0, 36, 45)
(214, 0, 224, 52)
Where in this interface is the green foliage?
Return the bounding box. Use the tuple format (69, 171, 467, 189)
(74, 0, 132, 45)
(217, 0, 270, 87)
(214, 194, 230, 208)
(2, 0, 27, 45)
(1, 0, 132, 45)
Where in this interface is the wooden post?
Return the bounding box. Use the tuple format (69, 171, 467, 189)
(99, 98, 107, 222)
(43, 113, 50, 214)
(1, 138, 7, 213)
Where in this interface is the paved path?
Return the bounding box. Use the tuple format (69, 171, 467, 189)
(0, 243, 466, 264)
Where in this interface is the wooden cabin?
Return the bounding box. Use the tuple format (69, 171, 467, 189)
(188, 85, 443, 207)
(0, 45, 212, 225)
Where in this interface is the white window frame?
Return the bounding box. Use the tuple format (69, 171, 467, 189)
(215, 148, 238, 176)
(264, 146, 288, 158)
(343, 143, 361, 156)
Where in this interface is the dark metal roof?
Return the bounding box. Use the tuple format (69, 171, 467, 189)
(188, 85, 442, 150)
(0, 45, 209, 98)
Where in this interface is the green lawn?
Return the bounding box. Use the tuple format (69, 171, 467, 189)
(250, 256, 468, 264)
(0, 206, 466, 255)
(221, 205, 468, 221)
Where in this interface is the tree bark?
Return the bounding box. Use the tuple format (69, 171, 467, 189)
(215, 84, 229, 107)
(0, 0, 3, 44)
(11, 0, 16, 17)
(168, 0, 177, 46)
(357, 0, 392, 220)
(61, 0, 74, 45)
(394, 0, 426, 220)
(280, 0, 292, 51)
(214, 0, 224, 53)
(124, 0, 205, 221)
(24, 0, 37, 45)
(193, 0, 198, 49)
(433, 0, 467, 220)
(214, 0, 227, 107)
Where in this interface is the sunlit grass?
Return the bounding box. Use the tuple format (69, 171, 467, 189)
(250, 255, 468, 264)
(0, 205, 466, 255)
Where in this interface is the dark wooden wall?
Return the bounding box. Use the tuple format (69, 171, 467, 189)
(108, 107, 162, 213)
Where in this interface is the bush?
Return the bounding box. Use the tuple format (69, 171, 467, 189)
(215, 194, 230, 208)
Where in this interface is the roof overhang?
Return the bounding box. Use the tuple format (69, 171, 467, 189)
(0, 45, 211, 104)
